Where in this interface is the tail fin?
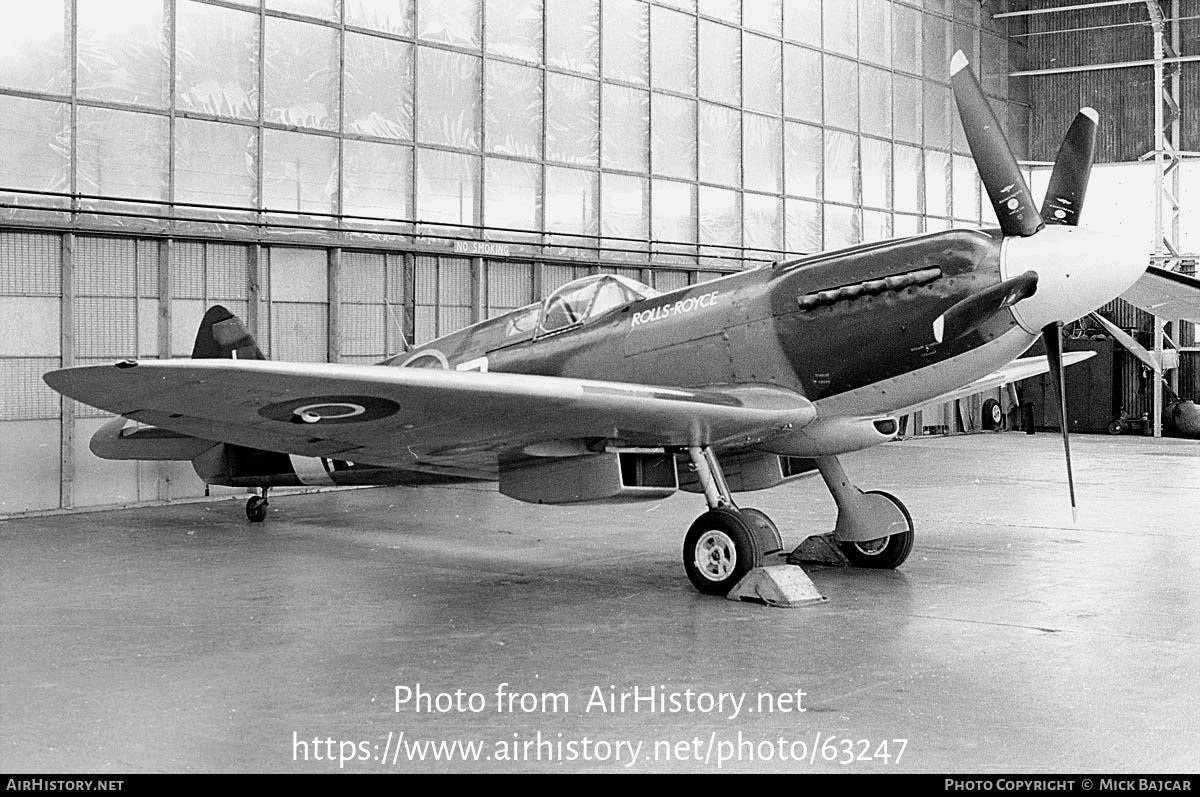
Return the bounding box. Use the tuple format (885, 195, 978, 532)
(191, 305, 267, 360)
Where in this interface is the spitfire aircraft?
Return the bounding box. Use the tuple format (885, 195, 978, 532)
(43, 54, 1200, 597)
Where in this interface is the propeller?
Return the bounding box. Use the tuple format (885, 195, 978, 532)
(1041, 109, 1098, 226)
(950, 51, 1043, 238)
(1086, 311, 1181, 383)
(950, 50, 1106, 521)
(1041, 322, 1077, 522)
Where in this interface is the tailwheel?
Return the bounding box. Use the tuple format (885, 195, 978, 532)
(683, 507, 763, 596)
(246, 494, 269, 523)
(837, 490, 914, 569)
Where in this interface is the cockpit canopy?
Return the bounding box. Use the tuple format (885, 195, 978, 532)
(505, 274, 659, 339)
(540, 274, 658, 335)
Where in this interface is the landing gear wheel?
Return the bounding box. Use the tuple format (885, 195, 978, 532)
(1107, 420, 1124, 435)
(738, 508, 784, 555)
(246, 495, 268, 523)
(982, 398, 1003, 430)
(838, 491, 914, 569)
(683, 507, 763, 596)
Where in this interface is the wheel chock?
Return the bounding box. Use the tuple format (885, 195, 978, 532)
(726, 565, 826, 608)
(787, 533, 851, 567)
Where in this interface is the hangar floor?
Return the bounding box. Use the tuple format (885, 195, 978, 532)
(2, 432, 1198, 774)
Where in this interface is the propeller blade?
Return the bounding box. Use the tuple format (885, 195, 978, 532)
(950, 51, 1043, 238)
(1042, 322, 1077, 522)
(934, 271, 1039, 343)
(1041, 108, 1098, 226)
(1088, 312, 1161, 374)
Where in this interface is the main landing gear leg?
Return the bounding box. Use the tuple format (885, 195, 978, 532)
(681, 447, 783, 596)
(794, 455, 914, 569)
(246, 487, 270, 523)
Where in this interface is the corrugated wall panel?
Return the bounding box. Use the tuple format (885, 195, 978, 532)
(270, 303, 328, 362)
(652, 269, 690, 292)
(76, 237, 136, 297)
(1026, 1, 1158, 162)
(385, 254, 406, 306)
(173, 241, 206, 299)
(439, 306, 473, 336)
(414, 255, 437, 304)
(341, 303, 385, 359)
(73, 298, 136, 359)
(137, 240, 159, 298)
(0, 357, 61, 421)
(339, 251, 386, 304)
(207, 243, 251, 300)
(1181, 10, 1199, 151)
(414, 305, 437, 344)
(437, 257, 472, 306)
(0, 232, 60, 295)
(1179, 351, 1200, 401)
(542, 264, 590, 294)
(486, 260, 533, 312)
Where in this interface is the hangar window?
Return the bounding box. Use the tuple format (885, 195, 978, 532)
(538, 274, 658, 336)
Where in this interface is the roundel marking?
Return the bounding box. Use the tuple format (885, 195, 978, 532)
(398, 349, 449, 369)
(292, 402, 366, 423)
(259, 395, 400, 424)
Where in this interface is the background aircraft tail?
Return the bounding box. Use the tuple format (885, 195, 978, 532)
(191, 305, 266, 360)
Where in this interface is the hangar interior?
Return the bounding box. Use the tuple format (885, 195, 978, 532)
(0, 0, 1197, 517)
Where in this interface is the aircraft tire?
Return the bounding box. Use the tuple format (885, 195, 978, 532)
(684, 507, 762, 596)
(838, 491, 914, 569)
(982, 398, 1003, 430)
(246, 496, 268, 523)
(738, 507, 783, 555)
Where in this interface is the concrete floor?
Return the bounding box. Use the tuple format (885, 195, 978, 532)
(2, 432, 1198, 774)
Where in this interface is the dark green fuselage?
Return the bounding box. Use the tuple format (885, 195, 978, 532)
(393, 229, 1028, 411)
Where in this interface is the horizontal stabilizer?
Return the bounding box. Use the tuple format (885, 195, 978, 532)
(89, 416, 217, 461)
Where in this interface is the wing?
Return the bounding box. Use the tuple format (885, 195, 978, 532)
(892, 352, 1095, 416)
(1121, 265, 1200, 324)
(44, 360, 816, 477)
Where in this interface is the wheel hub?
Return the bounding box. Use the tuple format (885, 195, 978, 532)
(694, 530, 737, 581)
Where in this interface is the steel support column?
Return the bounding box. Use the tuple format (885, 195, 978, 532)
(1146, 0, 1183, 437)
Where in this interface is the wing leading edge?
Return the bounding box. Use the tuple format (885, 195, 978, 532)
(1121, 265, 1200, 324)
(44, 360, 816, 475)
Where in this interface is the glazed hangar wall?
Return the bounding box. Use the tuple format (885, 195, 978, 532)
(0, 0, 1176, 516)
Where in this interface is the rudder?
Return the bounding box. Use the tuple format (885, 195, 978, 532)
(191, 305, 266, 360)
